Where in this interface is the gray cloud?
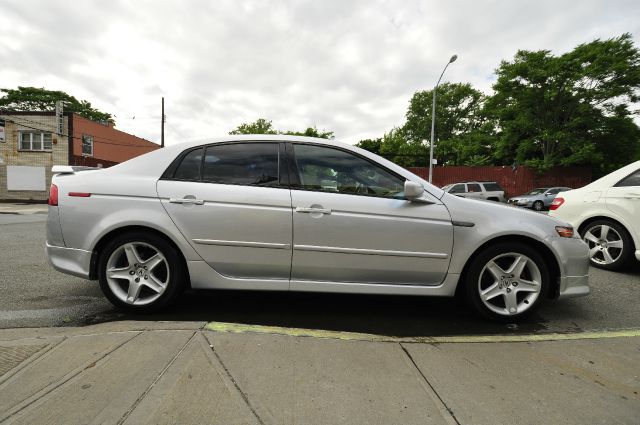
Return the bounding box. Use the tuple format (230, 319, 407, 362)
(1, 0, 638, 145)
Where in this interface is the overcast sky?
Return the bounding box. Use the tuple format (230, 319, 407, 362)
(1, 0, 639, 146)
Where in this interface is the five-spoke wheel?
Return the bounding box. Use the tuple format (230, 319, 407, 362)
(98, 232, 183, 311)
(580, 220, 633, 271)
(465, 242, 549, 321)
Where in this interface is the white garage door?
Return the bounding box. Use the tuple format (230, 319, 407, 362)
(7, 166, 46, 191)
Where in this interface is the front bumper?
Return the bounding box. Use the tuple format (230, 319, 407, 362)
(546, 236, 590, 299)
(558, 274, 590, 299)
(45, 241, 92, 279)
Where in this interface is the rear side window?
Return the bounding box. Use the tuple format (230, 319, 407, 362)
(173, 148, 203, 180)
(615, 169, 640, 187)
(467, 183, 481, 192)
(546, 188, 562, 195)
(482, 183, 503, 191)
(203, 143, 279, 186)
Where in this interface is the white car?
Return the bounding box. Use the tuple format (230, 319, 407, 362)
(549, 161, 640, 270)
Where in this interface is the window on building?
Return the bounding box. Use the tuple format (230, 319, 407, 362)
(18, 132, 53, 151)
(82, 135, 94, 156)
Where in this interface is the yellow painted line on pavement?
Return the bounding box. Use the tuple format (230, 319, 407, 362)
(205, 321, 640, 344)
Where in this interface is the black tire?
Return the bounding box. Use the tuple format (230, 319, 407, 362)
(579, 219, 635, 271)
(532, 201, 544, 211)
(464, 242, 550, 322)
(487, 197, 499, 202)
(98, 231, 184, 312)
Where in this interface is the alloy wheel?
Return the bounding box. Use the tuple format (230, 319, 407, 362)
(105, 242, 170, 306)
(477, 253, 542, 316)
(583, 225, 624, 265)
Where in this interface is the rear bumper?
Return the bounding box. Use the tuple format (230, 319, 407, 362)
(558, 274, 590, 299)
(45, 241, 92, 279)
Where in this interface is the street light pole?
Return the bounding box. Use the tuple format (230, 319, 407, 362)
(428, 54, 457, 183)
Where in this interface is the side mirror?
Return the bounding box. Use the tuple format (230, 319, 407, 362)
(404, 180, 424, 200)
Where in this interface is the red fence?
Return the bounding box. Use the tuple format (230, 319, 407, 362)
(407, 166, 592, 198)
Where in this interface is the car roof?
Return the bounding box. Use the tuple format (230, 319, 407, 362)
(103, 134, 446, 198)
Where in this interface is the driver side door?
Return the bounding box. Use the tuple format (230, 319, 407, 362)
(288, 143, 453, 286)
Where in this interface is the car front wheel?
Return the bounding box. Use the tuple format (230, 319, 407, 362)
(580, 220, 634, 271)
(532, 201, 544, 211)
(464, 242, 549, 322)
(98, 232, 184, 312)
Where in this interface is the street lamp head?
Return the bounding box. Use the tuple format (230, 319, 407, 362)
(449, 54, 458, 63)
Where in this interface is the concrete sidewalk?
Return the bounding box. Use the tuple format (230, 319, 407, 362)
(1, 322, 638, 425)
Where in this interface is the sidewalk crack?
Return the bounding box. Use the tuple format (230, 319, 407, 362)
(400, 343, 461, 425)
(207, 337, 266, 425)
(117, 330, 198, 425)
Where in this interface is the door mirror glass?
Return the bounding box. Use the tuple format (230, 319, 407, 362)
(404, 180, 424, 200)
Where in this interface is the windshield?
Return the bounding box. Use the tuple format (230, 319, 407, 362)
(526, 188, 547, 195)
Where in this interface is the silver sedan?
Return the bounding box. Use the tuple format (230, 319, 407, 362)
(46, 136, 590, 321)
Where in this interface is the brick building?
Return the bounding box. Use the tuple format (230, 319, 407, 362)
(0, 111, 159, 201)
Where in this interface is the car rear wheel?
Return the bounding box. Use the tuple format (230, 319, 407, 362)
(532, 201, 544, 211)
(580, 220, 634, 271)
(98, 232, 184, 312)
(464, 242, 549, 322)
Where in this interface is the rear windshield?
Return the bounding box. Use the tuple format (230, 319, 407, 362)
(483, 183, 503, 191)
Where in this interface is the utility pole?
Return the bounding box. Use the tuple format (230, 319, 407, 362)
(161, 97, 165, 147)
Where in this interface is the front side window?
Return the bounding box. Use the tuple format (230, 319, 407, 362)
(449, 184, 466, 194)
(203, 143, 279, 186)
(18, 131, 53, 151)
(292, 144, 404, 198)
(82, 134, 93, 156)
(615, 169, 640, 187)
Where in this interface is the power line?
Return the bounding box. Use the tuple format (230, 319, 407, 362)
(2, 115, 159, 149)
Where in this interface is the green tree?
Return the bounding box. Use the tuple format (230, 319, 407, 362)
(229, 118, 334, 139)
(355, 138, 382, 155)
(0, 86, 113, 123)
(489, 33, 640, 173)
(229, 118, 277, 135)
(403, 83, 494, 166)
(283, 127, 334, 139)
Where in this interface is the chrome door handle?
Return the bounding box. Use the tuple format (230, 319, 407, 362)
(169, 198, 204, 205)
(295, 206, 332, 215)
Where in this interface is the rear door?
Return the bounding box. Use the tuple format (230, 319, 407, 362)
(288, 143, 453, 286)
(156, 142, 293, 280)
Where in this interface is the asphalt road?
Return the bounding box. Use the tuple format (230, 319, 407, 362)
(1, 214, 638, 335)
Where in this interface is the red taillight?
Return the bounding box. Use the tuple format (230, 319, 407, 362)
(68, 192, 91, 197)
(550, 197, 565, 210)
(48, 184, 58, 206)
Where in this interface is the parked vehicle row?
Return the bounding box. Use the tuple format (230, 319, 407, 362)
(508, 187, 573, 211)
(46, 135, 590, 322)
(442, 181, 506, 202)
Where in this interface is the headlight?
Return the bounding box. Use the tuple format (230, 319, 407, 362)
(555, 226, 574, 238)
